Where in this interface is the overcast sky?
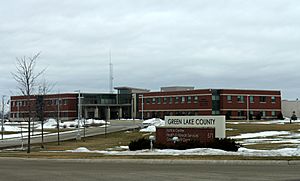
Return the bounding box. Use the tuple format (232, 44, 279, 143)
(0, 0, 300, 99)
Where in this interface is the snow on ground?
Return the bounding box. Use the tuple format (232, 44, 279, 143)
(229, 131, 290, 139)
(241, 138, 300, 145)
(0, 118, 110, 140)
(63, 146, 300, 157)
(2, 125, 22, 132)
(227, 118, 300, 125)
(2, 131, 44, 139)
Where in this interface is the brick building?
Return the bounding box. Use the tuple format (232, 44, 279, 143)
(138, 87, 281, 120)
(9, 86, 282, 121)
(10, 90, 138, 122)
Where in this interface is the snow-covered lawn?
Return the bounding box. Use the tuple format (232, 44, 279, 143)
(1, 118, 110, 139)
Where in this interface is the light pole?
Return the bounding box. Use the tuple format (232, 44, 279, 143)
(75, 90, 81, 141)
(247, 95, 249, 122)
(57, 94, 60, 145)
(2, 95, 6, 140)
(141, 94, 144, 121)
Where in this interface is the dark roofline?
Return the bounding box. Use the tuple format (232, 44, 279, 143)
(114, 86, 150, 92)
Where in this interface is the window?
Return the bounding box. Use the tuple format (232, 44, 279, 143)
(187, 96, 191, 103)
(175, 97, 179, 103)
(169, 97, 173, 104)
(227, 95, 232, 102)
(181, 97, 185, 103)
(212, 95, 220, 101)
(249, 96, 254, 103)
(238, 111, 244, 116)
(260, 96, 266, 103)
(157, 97, 161, 104)
(261, 111, 266, 117)
(163, 97, 167, 104)
(152, 98, 156, 104)
(272, 111, 276, 116)
(250, 111, 254, 115)
(146, 98, 150, 104)
(271, 96, 276, 103)
(194, 96, 198, 103)
(237, 96, 244, 103)
(212, 110, 220, 115)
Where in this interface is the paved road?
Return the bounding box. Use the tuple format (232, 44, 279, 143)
(0, 120, 142, 149)
(0, 159, 299, 181)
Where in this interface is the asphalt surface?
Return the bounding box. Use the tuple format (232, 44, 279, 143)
(0, 159, 299, 181)
(0, 120, 142, 149)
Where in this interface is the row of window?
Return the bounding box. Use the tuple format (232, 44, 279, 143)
(11, 99, 69, 107)
(144, 96, 199, 104)
(11, 112, 69, 118)
(143, 95, 277, 105)
(231, 110, 277, 117)
(227, 95, 276, 103)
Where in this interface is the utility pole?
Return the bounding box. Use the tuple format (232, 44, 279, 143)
(109, 49, 113, 94)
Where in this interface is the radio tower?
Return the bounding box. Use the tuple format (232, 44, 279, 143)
(109, 50, 113, 93)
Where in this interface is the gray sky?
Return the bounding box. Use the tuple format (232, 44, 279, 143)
(0, 0, 300, 99)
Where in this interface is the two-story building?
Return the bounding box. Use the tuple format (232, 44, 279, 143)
(138, 87, 281, 120)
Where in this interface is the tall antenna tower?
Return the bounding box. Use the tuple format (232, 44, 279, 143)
(109, 50, 113, 93)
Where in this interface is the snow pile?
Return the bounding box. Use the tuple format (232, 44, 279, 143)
(64, 146, 300, 157)
(84, 119, 109, 125)
(36, 118, 59, 129)
(142, 118, 165, 127)
(140, 118, 165, 132)
(66, 147, 91, 153)
(140, 125, 156, 132)
(229, 131, 290, 139)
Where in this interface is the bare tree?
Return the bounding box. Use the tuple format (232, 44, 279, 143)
(12, 52, 45, 153)
(38, 78, 55, 148)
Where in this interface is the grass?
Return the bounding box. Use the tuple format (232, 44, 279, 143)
(31, 130, 150, 152)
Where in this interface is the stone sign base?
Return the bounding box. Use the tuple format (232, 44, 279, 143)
(156, 127, 215, 146)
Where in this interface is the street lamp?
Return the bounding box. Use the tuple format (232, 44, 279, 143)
(141, 94, 144, 121)
(247, 95, 250, 122)
(57, 94, 61, 145)
(74, 90, 81, 141)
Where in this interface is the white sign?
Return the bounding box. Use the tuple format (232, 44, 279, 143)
(164, 116, 226, 138)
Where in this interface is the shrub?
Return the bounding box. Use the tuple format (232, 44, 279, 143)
(208, 138, 241, 152)
(256, 113, 261, 120)
(129, 138, 151, 151)
(154, 138, 240, 152)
